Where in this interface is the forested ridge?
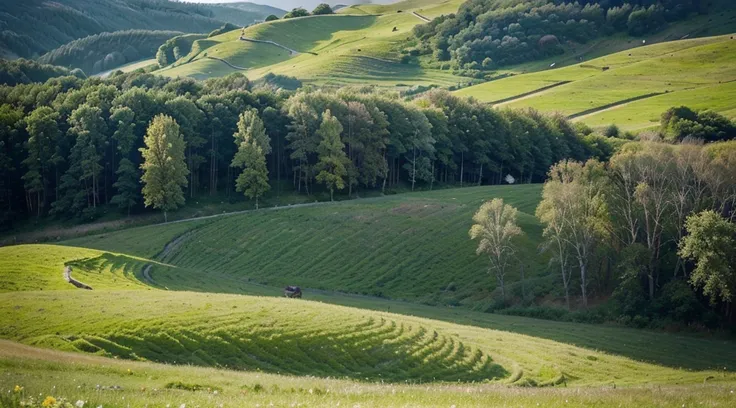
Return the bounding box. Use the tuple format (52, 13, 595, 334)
(38, 30, 184, 75)
(0, 0, 284, 59)
(411, 0, 726, 71)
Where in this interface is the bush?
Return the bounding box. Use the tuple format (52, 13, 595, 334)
(265, 15, 279, 22)
(284, 8, 309, 19)
(312, 4, 333, 15)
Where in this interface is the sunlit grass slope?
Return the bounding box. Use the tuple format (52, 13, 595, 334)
(2, 288, 735, 386)
(4, 341, 735, 408)
(0, 245, 156, 292)
(65, 185, 548, 307)
(456, 35, 736, 130)
(161, 0, 463, 86)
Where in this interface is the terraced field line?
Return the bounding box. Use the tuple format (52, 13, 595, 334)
(490, 81, 573, 106)
(567, 92, 666, 119)
(240, 36, 301, 55)
(412, 11, 431, 22)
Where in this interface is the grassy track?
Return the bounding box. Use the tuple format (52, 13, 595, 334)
(457, 35, 736, 130)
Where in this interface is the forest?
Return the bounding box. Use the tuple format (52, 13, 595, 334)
(38, 30, 183, 75)
(412, 0, 709, 70)
(525, 139, 736, 328)
(0, 70, 628, 226)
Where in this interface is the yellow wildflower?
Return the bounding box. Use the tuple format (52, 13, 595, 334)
(13, 385, 23, 393)
(42, 396, 57, 407)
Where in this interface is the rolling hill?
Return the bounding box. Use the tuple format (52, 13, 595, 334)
(456, 34, 736, 131)
(159, 0, 466, 87)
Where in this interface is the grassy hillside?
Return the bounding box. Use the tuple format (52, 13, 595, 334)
(0, 0, 283, 59)
(2, 184, 736, 406)
(160, 0, 464, 87)
(38, 30, 182, 74)
(66, 185, 549, 307)
(455, 34, 736, 130)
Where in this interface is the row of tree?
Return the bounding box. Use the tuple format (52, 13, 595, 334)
(0, 70, 619, 227)
(473, 139, 736, 325)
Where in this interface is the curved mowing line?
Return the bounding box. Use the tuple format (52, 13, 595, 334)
(412, 12, 431, 23)
(567, 92, 666, 120)
(489, 81, 573, 106)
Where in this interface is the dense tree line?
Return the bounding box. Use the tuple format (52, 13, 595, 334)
(411, 0, 710, 72)
(0, 70, 617, 228)
(531, 139, 736, 327)
(0, 59, 86, 86)
(0, 0, 282, 59)
(38, 30, 183, 75)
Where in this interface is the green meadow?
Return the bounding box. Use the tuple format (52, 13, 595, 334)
(1, 185, 736, 406)
(456, 35, 736, 130)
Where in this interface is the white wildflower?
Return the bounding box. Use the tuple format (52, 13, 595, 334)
(75, 400, 85, 408)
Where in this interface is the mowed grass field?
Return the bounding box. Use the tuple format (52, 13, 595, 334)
(2, 185, 736, 406)
(456, 35, 736, 130)
(160, 0, 464, 87)
(66, 184, 549, 307)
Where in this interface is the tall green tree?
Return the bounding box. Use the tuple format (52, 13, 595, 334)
(23, 106, 60, 216)
(536, 159, 609, 308)
(110, 107, 139, 215)
(139, 115, 188, 222)
(232, 109, 270, 209)
(469, 198, 523, 301)
(69, 104, 107, 208)
(315, 110, 349, 201)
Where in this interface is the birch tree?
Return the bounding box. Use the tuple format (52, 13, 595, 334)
(470, 198, 523, 300)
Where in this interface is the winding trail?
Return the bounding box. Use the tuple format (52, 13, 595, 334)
(206, 56, 247, 70)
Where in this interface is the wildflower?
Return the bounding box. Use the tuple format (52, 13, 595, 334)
(213, 390, 218, 395)
(42, 396, 57, 407)
(76, 400, 86, 408)
(127, 369, 132, 375)
(13, 385, 23, 393)
(180, 404, 186, 408)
